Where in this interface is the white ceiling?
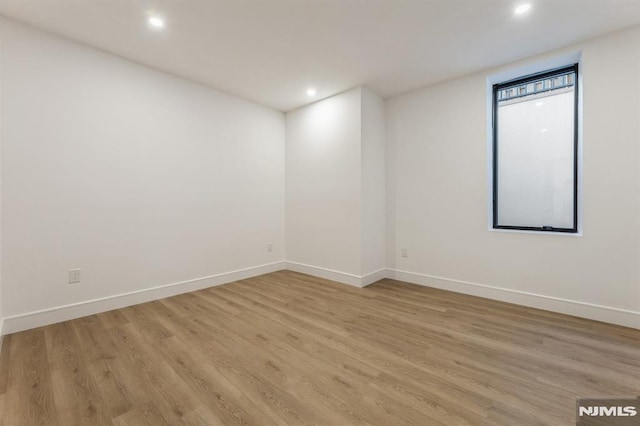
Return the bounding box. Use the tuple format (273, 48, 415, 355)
(0, 0, 638, 111)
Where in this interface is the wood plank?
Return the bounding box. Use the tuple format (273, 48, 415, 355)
(0, 270, 639, 425)
(44, 322, 108, 425)
(111, 402, 170, 426)
(3, 329, 57, 425)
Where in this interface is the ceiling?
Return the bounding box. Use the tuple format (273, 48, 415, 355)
(0, 0, 638, 111)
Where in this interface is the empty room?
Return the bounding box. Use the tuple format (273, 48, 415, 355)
(0, 0, 639, 425)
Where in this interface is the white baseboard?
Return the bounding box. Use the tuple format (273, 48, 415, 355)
(361, 268, 387, 287)
(285, 261, 364, 287)
(388, 269, 640, 329)
(284, 262, 387, 288)
(2, 261, 286, 334)
(3, 262, 637, 335)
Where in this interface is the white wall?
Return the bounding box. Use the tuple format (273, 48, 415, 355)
(0, 20, 3, 343)
(1, 18, 286, 327)
(361, 88, 386, 277)
(285, 88, 363, 278)
(285, 87, 386, 285)
(386, 25, 640, 327)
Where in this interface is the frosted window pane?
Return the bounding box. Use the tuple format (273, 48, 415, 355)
(496, 88, 575, 229)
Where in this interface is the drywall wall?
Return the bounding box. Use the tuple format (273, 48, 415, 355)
(0, 20, 3, 344)
(285, 88, 363, 280)
(285, 87, 387, 286)
(1, 18, 286, 329)
(386, 25, 640, 327)
(361, 88, 386, 278)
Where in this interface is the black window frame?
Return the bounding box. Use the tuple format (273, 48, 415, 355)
(492, 64, 579, 234)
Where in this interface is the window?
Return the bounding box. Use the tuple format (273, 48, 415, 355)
(492, 64, 579, 233)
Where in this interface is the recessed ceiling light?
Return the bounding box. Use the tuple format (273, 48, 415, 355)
(148, 16, 165, 28)
(540, 128, 549, 133)
(535, 101, 544, 107)
(514, 3, 531, 15)
(307, 88, 317, 97)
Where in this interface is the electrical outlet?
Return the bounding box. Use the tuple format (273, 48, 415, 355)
(69, 269, 81, 284)
(401, 248, 408, 258)
(267, 243, 273, 252)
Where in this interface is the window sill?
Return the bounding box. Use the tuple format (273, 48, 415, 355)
(489, 227, 582, 237)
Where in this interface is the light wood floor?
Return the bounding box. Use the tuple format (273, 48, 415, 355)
(1, 271, 639, 425)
